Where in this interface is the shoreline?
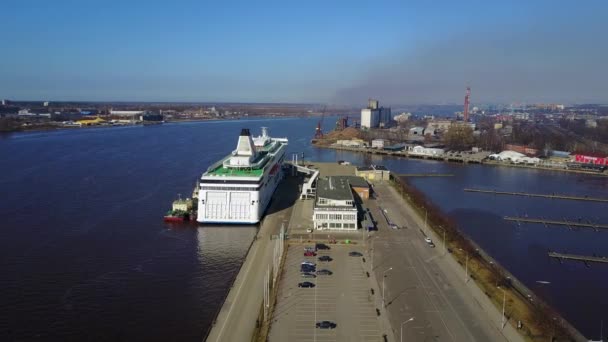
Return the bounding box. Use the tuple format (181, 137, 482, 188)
(315, 143, 608, 177)
(0, 114, 326, 134)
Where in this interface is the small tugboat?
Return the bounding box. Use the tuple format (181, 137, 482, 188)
(164, 194, 193, 223)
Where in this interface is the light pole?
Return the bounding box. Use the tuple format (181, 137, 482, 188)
(400, 317, 415, 342)
(459, 248, 469, 283)
(382, 267, 393, 308)
(314, 271, 317, 342)
(440, 226, 446, 256)
(424, 209, 428, 234)
(370, 237, 377, 271)
(498, 286, 506, 329)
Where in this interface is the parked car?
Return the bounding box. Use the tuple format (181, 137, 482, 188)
(424, 237, 433, 244)
(315, 243, 330, 250)
(349, 251, 363, 257)
(315, 321, 337, 329)
(304, 251, 317, 257)
(301, 265, 316, 272)
(298, 281, 316, 288)
(317, 269, 333, 275)
(428, 242, 436, 248)
(304, 246, 316, 252)
(301, 272, 317, 278)
(318, 256, 333, 262)
(302, 261, 316, 267)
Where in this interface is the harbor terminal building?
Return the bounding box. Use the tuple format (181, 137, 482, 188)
(312, 176, 370, 230)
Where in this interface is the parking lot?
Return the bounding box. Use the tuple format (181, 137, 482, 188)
(269, 243, 382, 342)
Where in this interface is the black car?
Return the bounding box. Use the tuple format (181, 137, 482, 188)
(348, 251, 363, 257)
(315, 243, 330, 250)
(316, 269, 333, 275)
(298, 281, 316, 288)
(318, 255, 333, 262)
(301, 266, 316, 272)
(315, 321, 337, 329)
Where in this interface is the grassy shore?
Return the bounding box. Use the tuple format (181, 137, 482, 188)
(389, 176, 583, 342)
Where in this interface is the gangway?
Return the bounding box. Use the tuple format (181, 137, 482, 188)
(288, 156, 319, 199)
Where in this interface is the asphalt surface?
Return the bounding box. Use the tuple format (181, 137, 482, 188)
(367, 181, 524, 342)
(269, 244, 386, 342)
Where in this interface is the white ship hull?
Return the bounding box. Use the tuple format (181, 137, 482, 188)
(197, 128, 287, 224)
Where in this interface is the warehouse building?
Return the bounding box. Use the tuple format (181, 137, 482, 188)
(355, 165, 391, 181)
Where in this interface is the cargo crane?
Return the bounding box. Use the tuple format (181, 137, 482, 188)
(312, 106, 326, 142)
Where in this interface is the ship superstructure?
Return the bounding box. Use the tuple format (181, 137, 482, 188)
(197, 127, 288, 224)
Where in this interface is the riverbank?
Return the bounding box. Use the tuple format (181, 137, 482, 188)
(315, 143, 608, 177)
(390, 175, 586, 341)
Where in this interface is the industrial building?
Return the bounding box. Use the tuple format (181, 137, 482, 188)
(355, 165, 390, 181)
(360, 99, 392, 129)
(336, 138, 367, 148)
(410, 146, 445, 157)
(371, 139, 386, 149)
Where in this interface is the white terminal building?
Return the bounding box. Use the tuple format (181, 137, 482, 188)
(313, 176, 361, 230)
(360, 99, 392, 129)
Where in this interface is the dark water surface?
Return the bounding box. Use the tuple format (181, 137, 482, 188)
(1, 117, 607, 340)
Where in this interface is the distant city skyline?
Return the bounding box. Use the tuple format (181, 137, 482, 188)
(1, 1, 607, 105)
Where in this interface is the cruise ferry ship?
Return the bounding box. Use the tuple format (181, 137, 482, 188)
(197, 127, 288, 224)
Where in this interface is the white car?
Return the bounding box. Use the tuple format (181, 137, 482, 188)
(424, 237, 433, 244)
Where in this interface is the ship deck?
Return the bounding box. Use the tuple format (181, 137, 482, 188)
(207, 165, 265, 177)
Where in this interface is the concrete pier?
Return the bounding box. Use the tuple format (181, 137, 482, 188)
(549, 252, 608, 264)
(504, 216, 608, 230)
(466, 188, 608, 202)
(204, 176, 299, 342)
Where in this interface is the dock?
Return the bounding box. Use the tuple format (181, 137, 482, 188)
(548, 251, 608, 264)
(465, 188, 608, 203)
(398, 173, 454, 177)
(504, 216, 608, 230)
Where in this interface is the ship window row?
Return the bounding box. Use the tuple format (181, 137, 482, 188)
(201, 179, 261, 185)
(201, 186, 260, 191)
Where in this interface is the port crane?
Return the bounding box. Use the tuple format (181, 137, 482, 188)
(314, 106, 326, 139)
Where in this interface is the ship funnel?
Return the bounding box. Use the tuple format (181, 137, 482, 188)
(235, 128, 256, 157)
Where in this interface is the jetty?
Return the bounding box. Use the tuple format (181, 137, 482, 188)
(548, 252, 608, 264)
(465, 188, 608, 203)
(504, 216, 608, 230)
(398, 173, 454, 177)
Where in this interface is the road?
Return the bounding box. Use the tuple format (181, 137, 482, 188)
(205, 176, 298, 342)
(366, 182, 524, 342)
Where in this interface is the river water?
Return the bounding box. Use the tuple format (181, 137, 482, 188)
(0, 117, 606, 340)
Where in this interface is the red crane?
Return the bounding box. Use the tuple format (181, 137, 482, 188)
(314, 106, 326, 139)
(463, 86, 471, 122)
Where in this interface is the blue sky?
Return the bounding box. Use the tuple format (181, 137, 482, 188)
(1, 0, 606, 104)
